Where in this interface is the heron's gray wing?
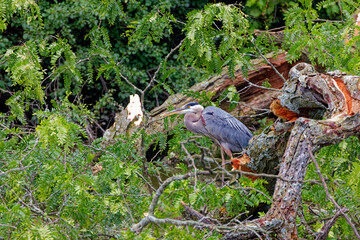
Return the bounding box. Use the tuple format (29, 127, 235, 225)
(202, 106, 253, 152)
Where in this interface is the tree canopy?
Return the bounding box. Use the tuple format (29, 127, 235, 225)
(1, 0, 360, 239)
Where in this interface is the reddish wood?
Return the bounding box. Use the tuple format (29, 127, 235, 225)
(270, 99, 300, 122)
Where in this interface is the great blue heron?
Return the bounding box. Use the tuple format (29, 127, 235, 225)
(162, 102, 253, 175)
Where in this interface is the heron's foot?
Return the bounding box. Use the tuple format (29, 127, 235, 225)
(231, 154, 258, 181)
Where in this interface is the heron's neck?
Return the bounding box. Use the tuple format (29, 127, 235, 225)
(184, 112, 203, 134)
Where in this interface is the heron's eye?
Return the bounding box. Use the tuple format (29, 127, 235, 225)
(187, 105, 190, 108)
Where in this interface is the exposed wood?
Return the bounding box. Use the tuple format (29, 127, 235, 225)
(130, 60, 360, 239)
(270, 98, 301, 122)
(147, 52, 297, 135)
(224, 63, 360, 239)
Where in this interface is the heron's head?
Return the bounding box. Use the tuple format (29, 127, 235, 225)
(162, 102, 204, 116)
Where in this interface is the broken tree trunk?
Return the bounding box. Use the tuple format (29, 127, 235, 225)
(130, 61, 360, 239)
(225, 63, 360, 239)
(147, 52, 296, 134)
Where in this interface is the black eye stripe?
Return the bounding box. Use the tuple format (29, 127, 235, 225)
(185, 102, 199, 108)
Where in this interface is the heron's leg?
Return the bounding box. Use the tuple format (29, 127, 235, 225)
(220, 147, 226, 186)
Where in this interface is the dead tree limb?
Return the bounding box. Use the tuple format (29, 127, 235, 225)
(225, 63, 360, 239)
(147, 52, 297, 134)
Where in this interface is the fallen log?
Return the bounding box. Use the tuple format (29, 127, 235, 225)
(147, 52, 296, 134)
(225, 63, 360, 239)
(131, 62, 360, 239)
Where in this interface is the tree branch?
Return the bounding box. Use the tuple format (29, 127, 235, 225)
(309, 147, 360, 239)
(148, 171, 211, 215)
(251, 37, 287, 83)
(315, 207, 349, 240)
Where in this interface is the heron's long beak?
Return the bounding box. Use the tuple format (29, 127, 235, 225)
(161, 107, 186, 117)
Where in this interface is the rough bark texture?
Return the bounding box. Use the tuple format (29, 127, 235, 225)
(146, 52, 296, 134)
(106, 56, 360, 238)
(224, 63, 360, 239)
(102, 52, 297, 173)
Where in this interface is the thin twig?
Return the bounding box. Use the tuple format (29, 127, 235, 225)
(116, 179, 135, 224)
(309, 145, 360, 239)
(143, 39, 185, 94)
(180, 201, 217, 225)
(315, 207, 349, 240)
(180, 142, 198, 190)
(148, 171, 211, 215)
(243, 77, 281, 92)
(0, 165, 34, 176)
(251, 37, 287, 83)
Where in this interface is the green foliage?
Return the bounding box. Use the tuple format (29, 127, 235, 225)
(180, 3, 252, 77)
(218, 85, 240, 111)
(36, 113, 83, 151)
(2, 0, 360, 239)
(126, 10, 175, 48)
(300, 137, 360, 239)
(3, 41, 44, 123)
(183, 89, 216, 107)
(0, 0, 43, 31)
(0, 0, 7, 31)
(48, 38, 83, 92)
(97, 0, 125, 25)
(284, 0, 360, 73)
(159, 177, 270, 219)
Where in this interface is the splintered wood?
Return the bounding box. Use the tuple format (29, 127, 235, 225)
(240, 63, 360, 240)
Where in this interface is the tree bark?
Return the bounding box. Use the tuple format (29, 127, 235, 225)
(130, 61, 360, 239)
(146, 52, 296, 134)
(224, 63, 360, 239)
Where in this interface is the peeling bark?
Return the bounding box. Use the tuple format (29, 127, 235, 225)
(147, 52, 296, 135)
(117, 60, 360, 238)
(224, 63, 360, 239)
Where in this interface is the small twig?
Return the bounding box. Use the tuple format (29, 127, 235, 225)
(0, 87, 13, 94)
(75, 54, 99, 65)
(309, 145, 360, 239)
(235, 101, 272, 113)
(180, 201, 217, 225)
(148, 171, 211, 215)
(143, 39, 185, 94)
(226, 183, 273, 204)
(231, 169, 321, 185)
(298, 202, 316, 237)
(117, 179, 135, 224)
(180, 143, 198, 190)
(0, 224, 16, 229)
(243, 77, 281, 92)
(251, 37, 287, 83)
(315, 207, 349, 240)
(136, 171, 156, 193)
(118, 72, 143, 94)
(337, 1, 343, 22)
(0, 165, 34, 176)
